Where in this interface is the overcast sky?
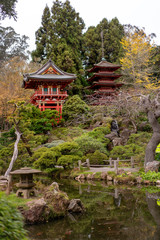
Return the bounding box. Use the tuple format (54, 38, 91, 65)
(2, 0, 160, 52)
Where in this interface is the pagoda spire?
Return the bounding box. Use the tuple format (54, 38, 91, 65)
(100, 30, 106, 61)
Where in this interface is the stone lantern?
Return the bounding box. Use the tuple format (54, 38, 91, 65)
(10, 167, 41, 199)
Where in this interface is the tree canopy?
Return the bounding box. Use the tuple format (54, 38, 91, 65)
(0, 26, 29, 64)
(32, 0, 85, 74)
(83, 17, 124, 69)
(0, 0, 18, 20)
(120, 27, 158, 89)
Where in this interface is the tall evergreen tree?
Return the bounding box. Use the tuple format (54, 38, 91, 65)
(32, 0, 85, 74)
(0, 0, 18, 20)
(83, 17, 124, 69)
(31, 5, 51, 62)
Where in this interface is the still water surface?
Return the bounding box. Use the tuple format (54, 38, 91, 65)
(26, 180, 160, 240)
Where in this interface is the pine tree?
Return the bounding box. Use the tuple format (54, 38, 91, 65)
(31, 5, 51, 62)
(83, 17, 124, 69)
(32, 0, 85, 74)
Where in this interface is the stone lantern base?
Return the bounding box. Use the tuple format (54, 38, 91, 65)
(16, 188, 38, 199)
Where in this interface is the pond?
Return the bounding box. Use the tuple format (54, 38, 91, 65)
(26, 180, 160, 240)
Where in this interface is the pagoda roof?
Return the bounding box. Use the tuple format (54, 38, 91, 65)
(88, 72, 122, 82)
(10, 167, 41, 175)
(22, 59, 76, 89)
(88, 81, 123, 89)
(87, 60, 121, 73)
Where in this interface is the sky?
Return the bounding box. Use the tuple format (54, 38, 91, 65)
(2, 0, 160, 53)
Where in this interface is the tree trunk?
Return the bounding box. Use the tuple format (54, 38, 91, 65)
(21, 134, 32, 157)
(145, 132, 160, 165)
(16, 125, 32, 157)
(145, 110, 160, 166)
(4, 128, 21, 177)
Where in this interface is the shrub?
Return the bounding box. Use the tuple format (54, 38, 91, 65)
(83, 150, 108, 165)
(44, 140, 65, 148)
(33, 149, 61, 171)
(56, 141, 80, 155)
(57, 155, 80, 169)
(51, 127, 86, 141)
(127, 132, 152, 147)
(87, 126, 111, 147)
(0, 197, 28, 240)
(62, 95, 91, 126)
(75, 134, 108, 155)
(110, 144, 144, 160)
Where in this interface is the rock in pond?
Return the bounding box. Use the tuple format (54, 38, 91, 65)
(21, 182, 85, 224)
(68, 199, 85, 213)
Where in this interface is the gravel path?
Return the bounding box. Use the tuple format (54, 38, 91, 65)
(89, 167, 140, 173)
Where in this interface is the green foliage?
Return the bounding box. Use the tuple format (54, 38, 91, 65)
(32, 141, 82, 171)
(57, 155, 80, 169)
(87, 126, 111, 147)
(75, 134, 108, 155)
(0, 197, 28, 240)
(83, 150, 108, 165)
(32, 0, 85, 74)
(83, 17, 124, 68)
(51, 127, 86, 141)
(33, 148, 61, 171)
(127, 132, 152, 147)
(110, 144, 144, 160)
(56, 141, 80, 156)
(63, 95, 90, 124)
(140, 171, 160, 182)
(0, 0, 18, 20)
(44, 140, 65, 148)
(20, 105, 60, 134)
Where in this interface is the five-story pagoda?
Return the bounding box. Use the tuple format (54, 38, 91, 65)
(22, 59, 76, 115)
(87, 59, 123, 105)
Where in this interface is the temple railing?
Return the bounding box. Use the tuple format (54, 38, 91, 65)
(30, 90, 68, 103)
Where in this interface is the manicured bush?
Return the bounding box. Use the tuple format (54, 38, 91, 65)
(127, 132, 152, 147)
(110, 143, 144, 160)
(56, 141, 80, 155)
(33, 148, 61, 171)
(87, 126, 111, 147)
(0, 197, 28, 240)
(63, 95, 91, 126)
(51, 127, 86, 141)
(44, 140, 65, 148)
(75, 134, 108, 155)
(83, 150, 108, 165)
(57, 155, 80, 169)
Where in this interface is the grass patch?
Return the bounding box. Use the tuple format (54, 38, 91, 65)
(0, 192, 31, 208)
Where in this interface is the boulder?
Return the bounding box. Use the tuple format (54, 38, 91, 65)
(68, 199, 85, 213)
(145, 161, 160, 172)
(101, 172, 107, 180)
(107, 175, 113, 181)
(22, 182, 85, 224)
(112, 137, 123, 146)
(22, 198, 49, 224)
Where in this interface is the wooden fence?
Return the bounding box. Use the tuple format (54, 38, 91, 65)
(78, 156, 135, 173)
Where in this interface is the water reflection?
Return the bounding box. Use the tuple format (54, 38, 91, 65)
(26, 180, 160, 240)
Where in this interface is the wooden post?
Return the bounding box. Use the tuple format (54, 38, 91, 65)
(114, 159, 119, 174)
(109, 158, 112, 167)
(115, 188, 118, 198)
(78, 160, 82, 170)
(6, 175, 12, 195)
(131, 156, 134, 168)
(86, 158, 90, 169)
